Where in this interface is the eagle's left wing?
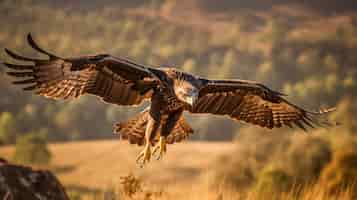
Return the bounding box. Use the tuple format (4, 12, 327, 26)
(189, 79, 335, 130)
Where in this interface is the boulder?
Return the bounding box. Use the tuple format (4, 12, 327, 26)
(0, 158, 69, 200)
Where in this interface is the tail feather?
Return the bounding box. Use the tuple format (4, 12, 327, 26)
(114, 111, 149, 146)
(166, 116, 194, 144)
(114, 111, 194, 146)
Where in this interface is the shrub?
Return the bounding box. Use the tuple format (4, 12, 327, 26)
(320, 147, 357, 196)
(207, 155, 255, 190)
(67, 191, 82, 200)
(0, 112, 17, 144)
(120, 174, 143, 198)
(119, 174, 163, 200)
(207, 127, 290, 191)
(13, 131, 52, 165)
(284, 136, 331, 184)
(253, 166, 292, 198)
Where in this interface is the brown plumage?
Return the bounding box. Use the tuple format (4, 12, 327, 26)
(190, 79, 335, 131)
(114, 110, 193, 146)
(1, 34, 335, 165)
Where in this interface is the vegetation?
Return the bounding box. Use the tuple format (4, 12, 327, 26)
(320, 146, 357, 196)
(0, 0, 356, 199)
(13, 131, 52, 165)
(1, 0, 356, 143)
(0, 112, 17, 144)
(0, 136, 356, 199)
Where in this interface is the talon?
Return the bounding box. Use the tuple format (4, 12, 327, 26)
(152, 146, 162, 160)
(136, 144, 151, 166)
(152, 137, 167, 160)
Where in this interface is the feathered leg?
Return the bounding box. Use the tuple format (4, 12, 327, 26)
(136, 114, 160, 166)
(152, 109, 183, 160)
(136, 92, 162, 166)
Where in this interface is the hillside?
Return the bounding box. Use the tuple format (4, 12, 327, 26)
(0, 0, 355, 143)
(33, 0, 357, 14)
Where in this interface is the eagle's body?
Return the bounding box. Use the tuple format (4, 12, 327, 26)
(150, 68, 189, 112)
(2, 34, 335, 165)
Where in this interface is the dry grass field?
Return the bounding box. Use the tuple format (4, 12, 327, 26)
(1, 138, 356, 200)
(0, 140, 236, 199)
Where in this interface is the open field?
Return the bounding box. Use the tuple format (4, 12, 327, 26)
(1, 137, 356, 200)
(0, 140, 235, 197)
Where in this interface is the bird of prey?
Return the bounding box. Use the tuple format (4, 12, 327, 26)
(1, 34, 335, 165)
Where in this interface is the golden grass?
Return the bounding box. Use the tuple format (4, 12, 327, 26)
(0, 140, 355, 200)
(0, 140, 233, 189)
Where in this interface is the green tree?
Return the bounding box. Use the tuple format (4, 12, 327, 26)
(182, 58, 196, 73)
(217, 49, 237, 79)
(0, 112, 17, 144)
(13, 131, 52, 165)
(269, 19, 289, 47)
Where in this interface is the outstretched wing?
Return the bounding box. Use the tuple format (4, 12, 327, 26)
(190, 79, 335, 130)
(1, 34, 159, 106)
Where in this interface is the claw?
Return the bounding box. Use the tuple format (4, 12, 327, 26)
(136, 144, 151, 167)
(152, 147, 161, 160)
(152, 137, 167, 160)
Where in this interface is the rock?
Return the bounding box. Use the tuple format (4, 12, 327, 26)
(0, 158, 69, 200)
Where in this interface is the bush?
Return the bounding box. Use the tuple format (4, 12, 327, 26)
(120, 174, 142, 198)
(0, 112, 17, 144)
(207, 155, 255, 190)
(67, 191, 82, 200)
(253, 166, 292, 198)
(206, 127, 290, 191)
(320, 147, 357, 196)
(13, 131, 52, 165)
(285, 136, 332, 183)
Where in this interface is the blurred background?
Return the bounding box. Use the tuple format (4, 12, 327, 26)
(0, 0, 356, 199)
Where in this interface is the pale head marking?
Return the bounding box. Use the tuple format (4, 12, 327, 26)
(175, 81, 199, 106)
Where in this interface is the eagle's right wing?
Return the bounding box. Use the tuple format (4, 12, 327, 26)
(2, 34, 159, 106)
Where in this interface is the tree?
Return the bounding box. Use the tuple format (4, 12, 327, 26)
(0, 112, 17, 144)
(216, 49, 237, 79)
(13, 131, 52, 165)
(182, 58, 196, 73)
(269, 19, 289, 47)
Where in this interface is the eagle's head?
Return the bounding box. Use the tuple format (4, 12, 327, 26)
(174, 81, 199, 106)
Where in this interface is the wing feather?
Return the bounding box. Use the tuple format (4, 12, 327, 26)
(1, 33, 159, 106)
(190, 79, 335, 130)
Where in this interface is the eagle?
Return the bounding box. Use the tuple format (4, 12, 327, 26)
(1, 34, 335, 166)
